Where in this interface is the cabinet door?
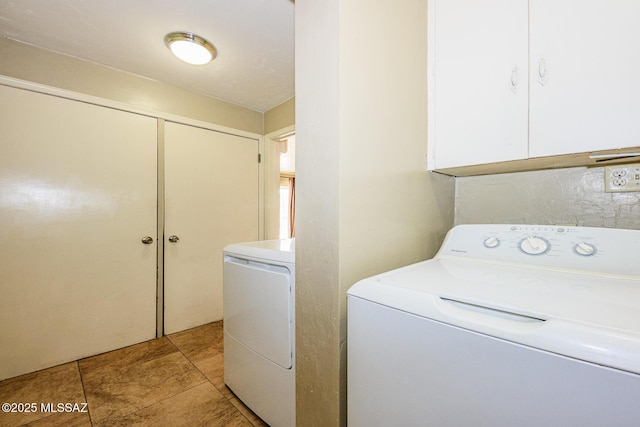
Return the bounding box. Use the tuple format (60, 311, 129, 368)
(164, 122, 259, 334)
(0, 85, 157, 380)
(530, 0, 640, 157)
(428, 0, 529, 169)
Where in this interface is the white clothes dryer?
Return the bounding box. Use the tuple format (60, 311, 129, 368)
(223, 238, 295, 427)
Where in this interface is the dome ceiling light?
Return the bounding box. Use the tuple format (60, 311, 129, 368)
(164, 31, 217, 65)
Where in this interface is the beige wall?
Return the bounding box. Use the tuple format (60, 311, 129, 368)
(295, 1, 455, 425)
(455, 166, 640, 230)
(0, 37, 263, 134)
(264, 97, 295, 134)
(295, 1, 342, 423)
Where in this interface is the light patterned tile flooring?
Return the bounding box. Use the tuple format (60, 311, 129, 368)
(0, 321, 268, 427)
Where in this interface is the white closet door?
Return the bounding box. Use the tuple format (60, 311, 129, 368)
(164, 122, 259, 334)
(529, 0, 640, 157)
(429, 0, 529, 169)
(0, 85, 157, 380)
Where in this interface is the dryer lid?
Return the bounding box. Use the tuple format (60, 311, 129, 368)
(224, 238, 294, 264)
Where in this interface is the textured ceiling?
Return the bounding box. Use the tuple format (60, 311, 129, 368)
(0, 0, 295, 112)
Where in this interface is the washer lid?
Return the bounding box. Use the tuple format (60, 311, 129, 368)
(348, 258, 640, 374)
(224, 238, 294, 264)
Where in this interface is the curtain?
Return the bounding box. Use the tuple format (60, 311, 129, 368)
(288, 177, 296, 238)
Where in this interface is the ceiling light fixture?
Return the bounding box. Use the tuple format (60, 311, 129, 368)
(164, 31, 217, 65)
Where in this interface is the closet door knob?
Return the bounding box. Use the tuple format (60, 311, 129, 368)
(168, 235, 180, 243)
(141, 236, 154, 244)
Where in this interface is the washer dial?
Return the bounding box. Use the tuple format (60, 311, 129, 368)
(483, 236, 500, 248)
(574, 242, 596, 256)
(519, 236, 550, 255)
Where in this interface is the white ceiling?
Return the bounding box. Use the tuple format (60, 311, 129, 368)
(0, 0, 295, 113)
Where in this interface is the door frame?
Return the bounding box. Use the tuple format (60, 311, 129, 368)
(264, 125, 295, 240)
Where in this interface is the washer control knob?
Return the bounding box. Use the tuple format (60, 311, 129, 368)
(519, 236, 550, 255)
(483, 236, 500, 248)
(575, 242, 596, 256)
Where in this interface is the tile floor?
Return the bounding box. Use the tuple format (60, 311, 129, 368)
(0, 321, 268, 427)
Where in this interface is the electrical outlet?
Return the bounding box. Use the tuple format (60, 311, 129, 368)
(605, 163, 640, 192)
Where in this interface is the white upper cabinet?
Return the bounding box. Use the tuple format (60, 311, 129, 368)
(428, 0, 529, 170)
(529, 0, 640, 157)
(428, 0, 640, 172)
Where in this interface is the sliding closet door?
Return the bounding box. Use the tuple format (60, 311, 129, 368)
(0, 85, 157, 380)
(164, 122, 259, 334)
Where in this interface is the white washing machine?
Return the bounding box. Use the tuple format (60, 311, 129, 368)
(223, 238, 295, 427)
(348, 224, 640, 427)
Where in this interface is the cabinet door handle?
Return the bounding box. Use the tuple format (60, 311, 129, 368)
(141, 236, 154, 244)
(537, 58, 547, 86)
(511, 67, 519, 93)
(168, 235, 180, 243)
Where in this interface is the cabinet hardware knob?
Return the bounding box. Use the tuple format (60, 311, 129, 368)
(537, 58, 547, 86)
(141, 236, 154, 244)
(168, 235, 180, 243)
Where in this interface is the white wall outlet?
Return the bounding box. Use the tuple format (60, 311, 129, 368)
(605, 163, 640, 192)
